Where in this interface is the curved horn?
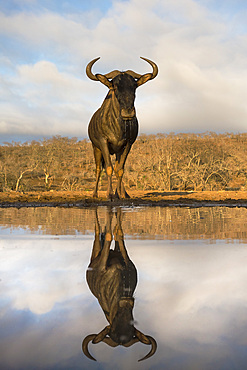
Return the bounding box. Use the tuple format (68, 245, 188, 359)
(126, 58, 158, 80)
(125, 70, 142, 79)
(140, 57, 158, 79)
(82, 326, 111, 361)
(137, 57, 158, 87)
(86, 57, 101, 81)
(93, 326, 110, 343)
(102, 337, 119, 347)
(138, 335, 157, 362)
(86, 57, 115, 88)
(104, 70, 121, 79)
(82, 334, 97, 361)
(86, 57, 158, 88)
(135, 329, 157, 361)
(86, 57, 113, 88)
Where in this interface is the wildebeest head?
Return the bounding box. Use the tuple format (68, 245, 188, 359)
(109, 297, 135, 344)
(83, 320, 157, 362)
(82, 271, 157, 362)
(111, 73, 137, 120)
(86, 57, 158, 120)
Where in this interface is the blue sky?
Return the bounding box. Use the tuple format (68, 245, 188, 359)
(0, 0, 247, 143)
(0, 0, 113, 14)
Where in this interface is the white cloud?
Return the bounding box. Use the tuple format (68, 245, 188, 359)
(132, 239, 247, 367)
(1, 0, 247, 141)
(0, 60, 97, 137)
(1, 235, 247, 368)
(0, 236, 92, 314)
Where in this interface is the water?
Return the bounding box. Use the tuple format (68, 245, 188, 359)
(1, 206, 247, 370)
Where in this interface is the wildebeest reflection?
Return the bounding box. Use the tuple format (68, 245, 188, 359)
(82, 208, 157, 362)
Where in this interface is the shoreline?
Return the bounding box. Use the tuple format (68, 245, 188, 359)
(1, 190, 247, 208)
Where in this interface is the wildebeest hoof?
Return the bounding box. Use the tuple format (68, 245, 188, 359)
(115, 189, 130, 199)
(107, 193, 115, 201)
(123, 191, 130, 199)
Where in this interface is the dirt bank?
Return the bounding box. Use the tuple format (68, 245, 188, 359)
(0, 190, 247, 208)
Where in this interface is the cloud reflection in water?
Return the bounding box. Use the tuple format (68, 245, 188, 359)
(0, 220, 247, 369)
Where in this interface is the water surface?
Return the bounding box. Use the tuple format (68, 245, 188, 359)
(1, 206, 247, 370)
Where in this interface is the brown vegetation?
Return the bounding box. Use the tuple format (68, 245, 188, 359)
(0, 133, 247, 193)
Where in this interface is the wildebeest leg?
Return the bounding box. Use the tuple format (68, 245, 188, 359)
(98, 208, 113, 267)
(92, 145, 102, 198)
(114, 143, 131, 199)
(113, 208, 129, 263)
(90, 209, 102, 262)
(90, 208, 113, 267)
(100, 141, 114, 200)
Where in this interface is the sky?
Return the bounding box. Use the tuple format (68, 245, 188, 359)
(1, 0, 247, 143)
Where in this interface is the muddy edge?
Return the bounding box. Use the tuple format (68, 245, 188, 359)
(0, 190, 247, 208)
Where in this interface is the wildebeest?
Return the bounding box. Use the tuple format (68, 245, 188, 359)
(82, 208, 157, 362)
(86, 57, 158, 199)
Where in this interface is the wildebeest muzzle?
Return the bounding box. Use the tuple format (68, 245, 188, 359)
(120, 107, 136, 120)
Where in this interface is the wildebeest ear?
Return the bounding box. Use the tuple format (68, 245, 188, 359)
(95, 74, 113, 89)
(136, 73, 153, 87)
